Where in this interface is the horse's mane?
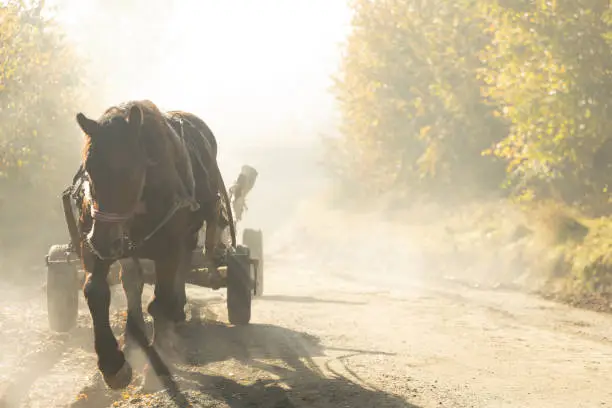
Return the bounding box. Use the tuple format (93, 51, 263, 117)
(99, 100, 166, 132)
(82, 100, 163, 158)
(83, 100, 178, 164)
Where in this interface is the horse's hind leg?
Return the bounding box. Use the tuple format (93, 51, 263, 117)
(120, 258, 147, 359)
(82, 250, 132, 389)
(142, 248, 184, 391)
(173, 236, 196, 324)
(203, 199, 223, 289)
(148, 245, 183, 357)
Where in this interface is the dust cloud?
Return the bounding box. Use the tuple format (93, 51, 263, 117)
(2, 0, 527, 310)
(47, 0, 351, 238)
(0, 2, 552, 407)
(0, 0, 353, 404)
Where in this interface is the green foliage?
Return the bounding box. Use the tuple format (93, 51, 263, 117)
(0, 1, 87, 256)
(331, 0, 507, 197)
(479, 0, 612, 209)
(331, 0, 612, 212)
(0, 1, 84, 186)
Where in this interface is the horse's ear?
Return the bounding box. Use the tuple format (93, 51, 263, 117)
(126, 105, 144, 136)
(76, 113, 100, 136)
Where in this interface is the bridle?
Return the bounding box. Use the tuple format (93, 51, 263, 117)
(86, 168, 147, 224)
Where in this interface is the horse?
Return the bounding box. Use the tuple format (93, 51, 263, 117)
(75, 100, 235, 389)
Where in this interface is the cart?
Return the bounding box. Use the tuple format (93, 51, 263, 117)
(45, 165, 263, 333)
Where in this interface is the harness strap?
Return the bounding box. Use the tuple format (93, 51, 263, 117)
(130, 197, 193, 250)
(164, 114, 199, 212)
(84, 166, 147, 223)
(78, 113, 211, 255)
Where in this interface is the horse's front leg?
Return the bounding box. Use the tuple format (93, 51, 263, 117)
(82, 250, 132, 389)
(120, 258, 147, 357)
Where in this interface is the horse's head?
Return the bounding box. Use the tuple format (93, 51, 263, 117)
(76, 104, 147, 260)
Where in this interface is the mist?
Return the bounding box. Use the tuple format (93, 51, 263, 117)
(39, 0, 350, 235)
(3, 2, 612, 406)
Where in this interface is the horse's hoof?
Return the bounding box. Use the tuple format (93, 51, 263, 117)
(153, 328, 184, 359)
(174, 320, 188, 334)
(172, 309, 187, 324)
(156, 341, 183, 363)
(123, 342, 148, 370)
(141, 364, 173, 393)
(103, 360, 133, 390)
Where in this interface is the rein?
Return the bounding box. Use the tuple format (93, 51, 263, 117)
(129, 199, 189, 249)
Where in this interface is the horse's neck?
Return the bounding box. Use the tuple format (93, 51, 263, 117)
(144, 163, 199, 213)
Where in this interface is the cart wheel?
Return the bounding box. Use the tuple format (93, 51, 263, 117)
(46, 244, 79, 333)
(226, 245, 252, 325)
(242, 228, 264, 297)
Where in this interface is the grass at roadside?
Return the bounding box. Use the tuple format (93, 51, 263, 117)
(312, 190, 612, 315)
(407, 198, 612, 314)
(543, 211, 612, 312)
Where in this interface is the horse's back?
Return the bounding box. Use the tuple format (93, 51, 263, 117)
(165, 110, 217, 159)
(163, 110, 221, 219)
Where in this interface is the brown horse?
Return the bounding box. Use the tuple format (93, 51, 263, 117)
(119, 109, 235, 356)
(75, 100, 234, 389)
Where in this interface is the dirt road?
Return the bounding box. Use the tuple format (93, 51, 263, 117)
(1, 215, 612, 407)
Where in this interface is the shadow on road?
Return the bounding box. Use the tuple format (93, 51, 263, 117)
(258, 294, 367, 305)
(0, 288, 416, 408)
(183, 319, 416, 407)
(179, 371, 419, 408)
(179, 320, 326, 368)
(67, 317, 418, 407)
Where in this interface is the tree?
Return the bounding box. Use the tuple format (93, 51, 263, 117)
(330, 0, 507, 199)
(0, 0, 88, 256)
(331, 0, 612, 214)
(479, 0, 612, 212)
